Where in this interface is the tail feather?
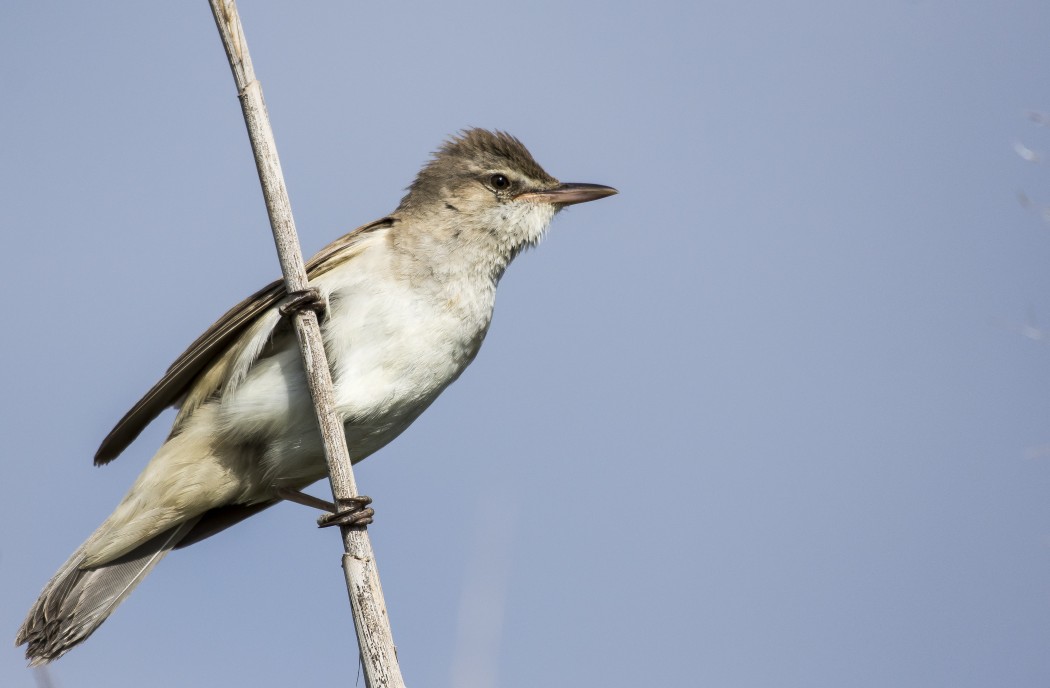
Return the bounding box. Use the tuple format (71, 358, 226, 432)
(16, 518, 198, 666)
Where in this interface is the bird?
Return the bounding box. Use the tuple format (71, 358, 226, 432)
(16, 128, 617, 665)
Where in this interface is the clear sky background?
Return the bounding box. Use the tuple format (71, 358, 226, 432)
(3, 2, 1050, 686)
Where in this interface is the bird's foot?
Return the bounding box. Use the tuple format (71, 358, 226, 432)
(275, 487, 374, 529)
(317, 496, 374, 529)
(279, 287, 327, 320)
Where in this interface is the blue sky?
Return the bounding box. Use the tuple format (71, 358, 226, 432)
(3, 2, 1050, 686)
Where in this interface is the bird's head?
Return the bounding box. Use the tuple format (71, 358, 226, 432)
(396, 129, 616, 263)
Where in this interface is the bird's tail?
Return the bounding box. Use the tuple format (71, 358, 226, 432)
(15, 517, 199, 666)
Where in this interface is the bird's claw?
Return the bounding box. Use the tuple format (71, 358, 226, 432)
(317, 495, 374, 528)
(279, 287, 327, 319)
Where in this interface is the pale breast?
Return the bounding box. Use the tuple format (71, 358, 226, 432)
(217, 233, 497, 488)
(314, 245, 495, 456)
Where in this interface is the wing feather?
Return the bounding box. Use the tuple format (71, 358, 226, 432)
(93, 217, 394, 465)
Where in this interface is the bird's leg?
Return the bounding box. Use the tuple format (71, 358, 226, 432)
(275, 487, 375, 528)
(275, 486, 336, 511)
(279, 287, 327, 320)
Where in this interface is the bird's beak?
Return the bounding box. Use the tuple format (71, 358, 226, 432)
(516, 182, 618, 207)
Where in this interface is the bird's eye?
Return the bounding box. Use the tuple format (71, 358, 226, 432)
(490, 174, 510, 190)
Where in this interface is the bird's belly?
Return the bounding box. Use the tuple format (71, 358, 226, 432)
(325, 283, 488, 443)
(219, 274, 491, 490)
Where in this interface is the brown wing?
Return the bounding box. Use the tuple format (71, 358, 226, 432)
(93, 279, 285, 465)
(93, 217, 395, 465)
